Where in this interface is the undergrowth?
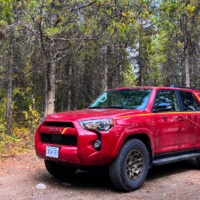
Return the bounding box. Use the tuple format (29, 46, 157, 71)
(0, 127, 34, 160)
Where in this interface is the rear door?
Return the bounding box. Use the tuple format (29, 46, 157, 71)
(179, 90, 200, 147)
(193, 92, 200, 146)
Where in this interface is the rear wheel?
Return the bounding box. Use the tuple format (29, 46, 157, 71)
(45, 160, 77, 178)
(109, 139, 149, 191)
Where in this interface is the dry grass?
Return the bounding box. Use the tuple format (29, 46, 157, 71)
(0, 128, 34, 160)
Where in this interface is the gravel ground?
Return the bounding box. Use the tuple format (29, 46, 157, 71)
(0, 149, 200, 200)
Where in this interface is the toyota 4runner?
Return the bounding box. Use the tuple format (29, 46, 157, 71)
(35, 86, 200, 191)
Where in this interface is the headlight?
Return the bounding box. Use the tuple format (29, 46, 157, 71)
(79, 119, 114, 131)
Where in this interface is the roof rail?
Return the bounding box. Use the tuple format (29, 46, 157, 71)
(170, 85, 179, 88)
(170, 85, 200, 91)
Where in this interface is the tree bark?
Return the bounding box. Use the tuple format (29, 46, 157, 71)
(67, 65, 72, 111)
(183, 16, 190, 87)
(137, 44, 144, 86)
(184, 47, 190, 87)
(31, 71, 37, 134)
(103, 45, 108, 91)
(46, 62, 56, 115)
(45, 39, 56, 116)
(44, 70, 48, 116)
(5, 39, 14, 135)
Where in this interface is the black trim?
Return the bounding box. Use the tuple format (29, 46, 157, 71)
(176, 90, 184, 111)
(40, 133, 77, 146)
(44, 160, 109, 170)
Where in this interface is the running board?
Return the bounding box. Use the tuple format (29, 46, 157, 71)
(152, 152, 200, 166)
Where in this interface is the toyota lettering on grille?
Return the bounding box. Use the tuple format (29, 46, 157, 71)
(48, 128, 62, 133)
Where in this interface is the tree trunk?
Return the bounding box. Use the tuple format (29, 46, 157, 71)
(31, 71, 36, 134)
(46, 61, 56, 115)
(184, 47, 190, 87)
(115, 0, 121, 18)
(45, 40, 56, 116)
(137, 54, 143, 86)
(5, 39, 14, 135)
(67, 65, 72, 111)
(183, 16, 190, 87)
(137, 38, 144, 86)
(103, 45, 108, 91)
(44, 70, 48, 116)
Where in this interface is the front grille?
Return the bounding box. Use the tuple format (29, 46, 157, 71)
(44, 121, 74, 128)
(40, 133, 77, 146)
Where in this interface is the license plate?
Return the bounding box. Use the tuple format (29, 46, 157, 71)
(46, 146, 59, 158)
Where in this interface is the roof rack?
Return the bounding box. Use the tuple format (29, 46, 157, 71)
(170, 85, 200, 91)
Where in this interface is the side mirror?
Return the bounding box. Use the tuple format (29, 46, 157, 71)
(154, 102, 172, 112)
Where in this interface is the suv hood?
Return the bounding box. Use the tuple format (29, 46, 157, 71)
(46, 109, 148, 121)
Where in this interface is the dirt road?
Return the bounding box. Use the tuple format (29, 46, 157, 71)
(0, 149, 200, 200)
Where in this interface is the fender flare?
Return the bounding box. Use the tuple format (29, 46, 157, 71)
(111, 128, 154, 158)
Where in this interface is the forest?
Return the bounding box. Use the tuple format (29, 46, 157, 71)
(0, 0, 199, 154)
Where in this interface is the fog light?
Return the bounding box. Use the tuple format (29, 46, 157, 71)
(93, 140, 101, 150)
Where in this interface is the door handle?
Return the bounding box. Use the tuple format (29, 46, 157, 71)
(177, 116, 186, 121)
(159, 116, 167, 120)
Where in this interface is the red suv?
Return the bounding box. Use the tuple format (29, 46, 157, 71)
(35, 86, 200, 191)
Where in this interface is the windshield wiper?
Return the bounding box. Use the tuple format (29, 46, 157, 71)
(88, 106, 103, 109)
(89, 106, 127, 109)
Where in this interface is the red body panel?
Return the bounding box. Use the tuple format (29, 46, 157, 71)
(35, 87, 200, 166)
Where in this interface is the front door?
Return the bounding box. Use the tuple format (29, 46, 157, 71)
(152, 89, 185, 154)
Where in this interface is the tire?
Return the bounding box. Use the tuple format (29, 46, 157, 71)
(109, 139, 149, 192)
(44, 160, 77, 178)
(196, 157, 200, 168)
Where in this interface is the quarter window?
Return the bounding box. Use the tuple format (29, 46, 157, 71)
(180, 91, 200, 111)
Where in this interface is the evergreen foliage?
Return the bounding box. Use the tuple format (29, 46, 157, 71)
(0, 0, 199, 146)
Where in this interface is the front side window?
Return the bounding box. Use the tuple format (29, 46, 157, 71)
(153, 89, 179, 112)
(89, 89, 152, 110)
(180, 91, 200, 111)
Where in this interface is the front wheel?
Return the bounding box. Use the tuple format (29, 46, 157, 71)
(44, 160, 77, 179)
(109, 139, 149, 191)
(196, 157, 200, 168)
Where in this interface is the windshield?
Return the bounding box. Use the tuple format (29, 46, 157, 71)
(89, 89, 152, 110)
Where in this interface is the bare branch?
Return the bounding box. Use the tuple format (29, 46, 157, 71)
(71, 0, 97, 12)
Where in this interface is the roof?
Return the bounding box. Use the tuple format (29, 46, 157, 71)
(108, 86, 200, 92)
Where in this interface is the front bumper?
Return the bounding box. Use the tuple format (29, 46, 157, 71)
(35, 121, 120, 166)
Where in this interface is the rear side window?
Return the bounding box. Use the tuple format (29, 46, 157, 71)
(180, 91, 200, 111)
(153, 89, 179, 111)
